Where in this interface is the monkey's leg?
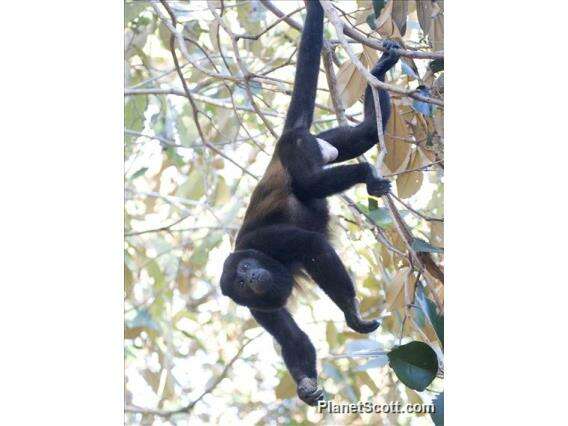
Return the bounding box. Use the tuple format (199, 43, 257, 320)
(302, 234, 381, 334)
(250, 308, 324, 406)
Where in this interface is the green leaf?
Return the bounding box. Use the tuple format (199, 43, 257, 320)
(431, 392, 444, 425)
(412, 87, 434, 116)
(326, 321, 338, 348)
(129, 167, 148, 180)
(322, 362, 343, 382)
(127, 308, 160, 332)
(177, 107, 199, 147)
(368, 207, 392, 226)
(346, 339, 382, 354)
(366, 13, 377, 30)
(387, 341, 438, 391)
(368, 197, 378, 211)
(356, 356, 388, 371)
(124, 95, 147, 134)
(213, 177, 231, 206)
(190, 233, 223, 268)
(183, 20, 204, 39)
(236, 0, 266, 33)
(372, 0, 386, 18)
(275, 373, 296, 399)
(146, 259, 165, 290)
(429, 58, 444, 73)
(411, 237, 443, 254)
(124, 1, 148, 25)
(356, 202, 393, 227)
(176, 169, 205, 201)
(416, 285, 444, 347)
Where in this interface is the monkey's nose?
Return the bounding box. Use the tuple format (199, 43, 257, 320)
(249, 274, 267, 294)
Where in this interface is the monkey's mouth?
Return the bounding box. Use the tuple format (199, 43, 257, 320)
(248, 271, 272, 295)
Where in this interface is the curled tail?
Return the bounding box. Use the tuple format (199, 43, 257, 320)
(283, 0, 324, 131)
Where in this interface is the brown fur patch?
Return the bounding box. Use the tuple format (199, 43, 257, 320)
(242, 158, 291, 225)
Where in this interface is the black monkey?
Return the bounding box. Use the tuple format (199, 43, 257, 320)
(220, 0, 400, 406)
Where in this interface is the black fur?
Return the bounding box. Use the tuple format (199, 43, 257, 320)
(220, 0, 400, 406)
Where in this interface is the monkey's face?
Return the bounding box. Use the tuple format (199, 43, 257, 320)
(220, 250, 293, 311)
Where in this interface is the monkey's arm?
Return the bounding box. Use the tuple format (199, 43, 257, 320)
(250, 307, 323, 406)
(280, 142, 391, 200)
(316, 41, 401, 162)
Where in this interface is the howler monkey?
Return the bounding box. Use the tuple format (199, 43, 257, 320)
(220, 0, 400, 405)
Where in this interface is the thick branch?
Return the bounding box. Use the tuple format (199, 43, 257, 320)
(322, 44, 347, 126)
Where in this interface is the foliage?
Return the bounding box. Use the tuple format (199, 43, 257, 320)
(387, 341, 438, 391)
(124, 1, 444, 424)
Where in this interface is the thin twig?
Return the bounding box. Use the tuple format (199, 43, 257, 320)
(390, 193, 444, 223)
(125, 333, 261, 418)
(208, 3, 280, 139)
(235, 6, 305, 41)
(383, 160, 444, 177)
(125, 214, 191, 236)
(155, 0, 258, 180)
(125, 88, 281, 117)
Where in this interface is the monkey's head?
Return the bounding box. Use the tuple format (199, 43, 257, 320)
(220, 249, 293, 311)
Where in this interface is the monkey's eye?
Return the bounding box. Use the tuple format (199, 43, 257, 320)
(239, 279, 245, 286)
(242, 263, 249, 270)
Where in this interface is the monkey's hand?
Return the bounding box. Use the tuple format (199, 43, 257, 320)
(382, 39, 401, 54)
(367, 177, 391, 198)
(374, 40, 401, 71)
(297, 377, 324, 406)
(365, 164, 391, 197)
(344, 299, 381, 334)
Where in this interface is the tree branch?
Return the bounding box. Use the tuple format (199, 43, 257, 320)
(125, 334, 261, 418)
(125, 88, 281, 117)
(155, 0, 258, 181)
(319, 1, 443, 107)
(260, 0, 443, 60)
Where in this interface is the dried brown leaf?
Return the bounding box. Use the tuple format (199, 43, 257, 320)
(396, 149, 424, 199)
(392, 0, 409, 36)
(383, 104, 412, 174)
(376, 0, 402, 38)
(336, 48, 376, 108)
(385, 266, 410, 312)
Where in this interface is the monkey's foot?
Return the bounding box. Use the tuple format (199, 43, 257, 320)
(346, 316, 381, 334)
(367, 177, 391, 197)
(297, 377, 324, 406)
(344, 299, 381, 334)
